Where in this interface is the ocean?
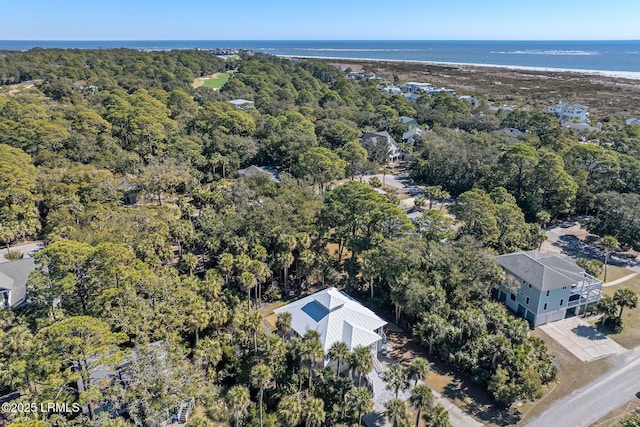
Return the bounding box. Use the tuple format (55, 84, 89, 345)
(1, 40, 639, 73)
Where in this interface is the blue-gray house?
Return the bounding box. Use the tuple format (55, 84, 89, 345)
(497, 251, 602, 327)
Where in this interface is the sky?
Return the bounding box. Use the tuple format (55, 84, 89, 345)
(2, 0, 639, 40)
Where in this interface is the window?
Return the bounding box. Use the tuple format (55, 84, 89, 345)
(510, 293, 516, 301)
(546, 290, 550, 297)
(560, 299, 564, 306)
(528, 283, 532, 288)
(525, 297, 530, 305)
(544, 303, 548, 310)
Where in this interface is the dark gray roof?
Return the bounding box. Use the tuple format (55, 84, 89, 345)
(402, 127, 424, 141)
(497, 250, 590, 292)
(238, 165, 279, 181)
(362, 131, 399, 150)
(497, 128, 524, 137)
(399, 116, 418, 125)
(0, 258, 35, 307)
(562, 122, 597, 132)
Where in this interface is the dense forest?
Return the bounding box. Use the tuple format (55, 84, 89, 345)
(1, 48, 639, 427)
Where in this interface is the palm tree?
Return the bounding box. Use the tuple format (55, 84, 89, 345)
(219, 253, 234, 286)
(423, 404, 450, 427)
(303, 396, 325, 427)
(227, 385, 250, 427)
(328, 341, 350, 375)
(351, 345, 374, 387)
(408, 357, 430, 387)
(424, 186, 442, 210)
(439, 190, 450, 210)
(613, 288, 638, 318)
(410, 384, 434, 427)
(385, 398, 408, 427)
(277, 394, 303, 427)
(597, 295, 618, 325)
(278, 234, 298, 295)
(250, 364, 273, 427)
(601, 235, 618, 282)
(246, 310, 263, 355)
(276, 311, 292, 342)
(239, 271, 257, 309)
(345, 388, 373, 425)
(414, 313, 447, 354)
(301, 331, 324, 391)
(383, 364, 410, 398)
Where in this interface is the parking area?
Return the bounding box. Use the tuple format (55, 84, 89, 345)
(539, 316, 626, 362)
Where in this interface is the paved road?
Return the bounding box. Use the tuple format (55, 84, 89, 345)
(0, 242, 43, 263)
(525, 347, 640, 427)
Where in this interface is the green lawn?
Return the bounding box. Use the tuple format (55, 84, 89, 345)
(202, 73, 229, 89)
(602, 274, 640, 349)
(599, 265, 636, 283)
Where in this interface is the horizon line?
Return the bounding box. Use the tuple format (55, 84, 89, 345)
(1, 39, 639, 42)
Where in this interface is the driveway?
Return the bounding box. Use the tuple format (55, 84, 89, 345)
(539, 317, 626, 362)
(0, 241, 43, 263)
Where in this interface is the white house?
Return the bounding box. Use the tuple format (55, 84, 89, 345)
(361, 131, 403, 162)
(274, 287, 387, 360)
(0, 258, 35, 309)
(624, 118, 640, 128)
(227, 99, 255, 109)
(401, 82, 433, 93)
(497, 250, 602, 327)
(547, 101, 589, 123)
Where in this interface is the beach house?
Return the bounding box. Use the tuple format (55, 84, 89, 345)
(496, 250, 602, 327)
(274, 287, 387, 364)
(547, 101, 589, 123)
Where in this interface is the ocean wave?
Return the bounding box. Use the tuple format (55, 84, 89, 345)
(491, 50, 598, 56)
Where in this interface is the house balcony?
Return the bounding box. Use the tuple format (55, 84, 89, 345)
(568, 280, 603, 308)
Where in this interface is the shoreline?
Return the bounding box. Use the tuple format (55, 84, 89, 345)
(276, 54, 640, 80)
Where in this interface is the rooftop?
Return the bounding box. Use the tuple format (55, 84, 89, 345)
(274, 287, 387, 352)
(497, 250, 597, 292)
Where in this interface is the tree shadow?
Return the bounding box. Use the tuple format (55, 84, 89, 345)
(571, 324, 608, 340)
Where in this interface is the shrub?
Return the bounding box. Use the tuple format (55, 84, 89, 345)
(4, 251, 23, 260)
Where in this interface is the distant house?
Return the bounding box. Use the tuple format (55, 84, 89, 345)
(381, 85, 402, 96)
(402, 127, 425, 144)
(399, 116, 419, 129)
(496, 250, 603, 327)
(119, 177, 140, 205)
(237, 165, 279, 182)
(361, 131, 402, 163)
(274, 287, 387, 362)
(623, 117, 640, 128)
(458, 95, 475, 105)
(497, 128, 524, 137)
(548, 101, 589, 123)
(401, 82, 433, 93)
(0, 258, 35, 309)
(562, 122, 598, 132)
(227, 99, 255, 109)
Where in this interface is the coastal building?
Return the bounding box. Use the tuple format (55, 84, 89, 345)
(401, 82, 433, 93)
(0, 258, 35, 309)
(497, 128, 524, 137)
(496, 250, 602, 327)
(402, 127, 425, 144)
(547, 101, 589, 123)
(274, 287, 387, 362)
(361, 131, 403, 163)
(623, 118, 640, 128)
(381, 85, 402, 96)
(399, 116, 419, 129)
(237, 165, 279, 182)
(227, 99, 255, 109)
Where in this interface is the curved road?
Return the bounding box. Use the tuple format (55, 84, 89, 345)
(526, 347, 640, 427)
